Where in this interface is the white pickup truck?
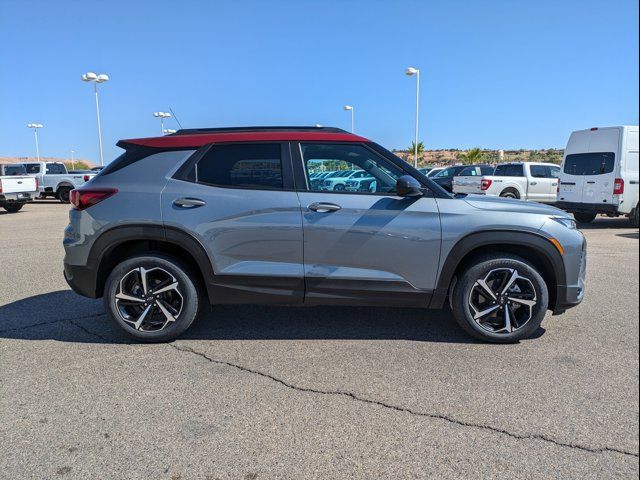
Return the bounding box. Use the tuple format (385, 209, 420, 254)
(0, 163, 38, 213)
(20, 161, 96, 203)
(453, 162, 561, 204)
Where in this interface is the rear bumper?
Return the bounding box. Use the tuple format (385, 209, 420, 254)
(0, 192, 32, 203)
(555, 201, 618, 215)
(64, 263, 99, 298)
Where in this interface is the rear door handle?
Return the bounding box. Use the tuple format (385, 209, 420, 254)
(530, 182, 538, 185)
(173, 197, 206, 208)
(308, 202, 341, 213)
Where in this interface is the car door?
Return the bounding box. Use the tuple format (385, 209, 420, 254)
(528, 165, 555, 203)
(161, 142, 304, 304)
(293, 142, 442, 306)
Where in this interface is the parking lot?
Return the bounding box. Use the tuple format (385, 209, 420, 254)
(0, 201, 638, 479)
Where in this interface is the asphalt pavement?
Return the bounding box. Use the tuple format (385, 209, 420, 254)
(1, 201, 638, 479)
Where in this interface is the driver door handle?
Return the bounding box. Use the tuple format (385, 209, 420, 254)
(308, 202, 341, 213)
(173, 197, 206, 208)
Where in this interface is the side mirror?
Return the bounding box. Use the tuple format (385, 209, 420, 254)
(396, 175, 423, 197)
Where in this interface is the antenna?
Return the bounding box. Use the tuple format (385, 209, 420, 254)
(169, 107, 183, 129)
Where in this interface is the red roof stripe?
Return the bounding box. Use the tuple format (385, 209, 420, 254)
(121, 131, 370, 148)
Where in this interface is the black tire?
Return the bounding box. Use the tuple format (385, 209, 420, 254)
(573, 212, 597, 224)
(2, 202, 24, 213)
(500, 189, 520, 199)
(451, 254, 549, 343)
(58, 187, 71, 204)
(630, 206, 639, 228)
(104, 254, 203, 342)
(333, 184, 346, 191)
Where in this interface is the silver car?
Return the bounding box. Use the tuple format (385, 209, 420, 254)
(63, 126, 586, 343)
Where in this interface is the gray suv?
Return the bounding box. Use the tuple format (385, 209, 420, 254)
(63, 127, 586, 343)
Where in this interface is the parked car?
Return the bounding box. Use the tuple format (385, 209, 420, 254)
(452, 165, 496, 194)
(0, 163, 38, 213)
(20, 161, 96, 203)
(557, 126, 639, 226)
(418, 167, 435, 176)
(453, 162, 560, 204)
(64, 126, 586, 344)
(319, 170, 371, 191)
(431, 164, 494, 192)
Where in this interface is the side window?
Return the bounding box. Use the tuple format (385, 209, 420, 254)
(458, 166, 477, 176)
(530, 165, 548, 178)
(495, 164, 524, 177)
(25, 163, 41, 174)
(196, 143, 284, 190)
(46, 163, 66, 174)
(301, 143, 404, 194)
(481, 166, 495, 175)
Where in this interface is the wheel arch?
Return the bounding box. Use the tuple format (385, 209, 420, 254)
(56, 182, 75, 191)
(500, 185, 522, 198)
(431, 230, 566, 312)
(88, 224, 215, 302)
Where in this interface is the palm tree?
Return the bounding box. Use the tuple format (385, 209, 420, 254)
(407, 141, 425, 163)
(458, 147, 484, 164)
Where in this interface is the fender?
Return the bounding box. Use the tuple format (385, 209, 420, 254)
(429, 230, 567, 310)
(84, 223, 216, 299)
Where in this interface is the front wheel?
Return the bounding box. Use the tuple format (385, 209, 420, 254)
(451, 254, 549, 343)
(2, 202, 24, 213)
(573, 212, 597, 224)
(104, 254, 203, 342)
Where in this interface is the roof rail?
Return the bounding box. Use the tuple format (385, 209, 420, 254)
(171, 126, 349, 135)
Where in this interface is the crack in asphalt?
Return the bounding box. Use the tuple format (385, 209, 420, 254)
(169, 342, 640, 459)
(3, 316, 638, 459)
(0, 312, 105, 334)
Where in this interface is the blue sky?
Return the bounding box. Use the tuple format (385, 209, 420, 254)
(1, 0, 638, 164)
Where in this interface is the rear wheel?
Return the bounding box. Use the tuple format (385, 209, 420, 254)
(451, 254, 549, 343)
(630, 206, 639, 228)
(500, 189, 520, 199)
(104, 254, 203, 342)
(2, 202, 24, 213)
(58, 187, 71, 204)
(573, 212, 597, 224)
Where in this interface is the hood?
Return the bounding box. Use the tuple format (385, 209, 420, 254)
(463, 194, 571, 217)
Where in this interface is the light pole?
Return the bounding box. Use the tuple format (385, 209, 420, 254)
(81, 72, 109, 166)
(163, 128, 177, 135)
(343, 105, 354, 133)
(71, 149, 75, 170)
(154, 112, 172, 135)
(405, 66, 420, 168)
(27, 123, 43, 161)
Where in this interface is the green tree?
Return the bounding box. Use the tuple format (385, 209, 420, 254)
(407, 141, 425, 158)
(458, 147, 484, 164)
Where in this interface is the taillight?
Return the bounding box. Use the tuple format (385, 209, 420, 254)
(70, 188, 118, 210)
(481, 179, 493, 191)
(35, 177, 39, 190)
(613, 178, 624, 195)
(0, 179, 3, 193)
(83, 175, 90, 182)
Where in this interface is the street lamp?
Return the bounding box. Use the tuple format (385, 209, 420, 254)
(163, 128, 177, 135)
(81, 71, 109, 166)
(343, 105, 354, 133)
(405, 66, 420, 168)
(27, 123, 43, 161)
(153, 112, 172, 135)
(71, 149, 76, 170)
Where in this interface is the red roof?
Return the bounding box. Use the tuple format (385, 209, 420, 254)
(120, 131, 370, 148)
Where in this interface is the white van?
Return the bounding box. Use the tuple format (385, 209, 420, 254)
(557, 126, 639, 226)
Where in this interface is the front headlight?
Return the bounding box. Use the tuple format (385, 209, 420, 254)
(551, 216, 577, 230)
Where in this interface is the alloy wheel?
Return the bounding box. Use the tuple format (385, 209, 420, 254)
(468, 268, 537, 334)
(114, 266, 184, 332)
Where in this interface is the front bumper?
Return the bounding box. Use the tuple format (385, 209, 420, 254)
(552, 235, 587, 314)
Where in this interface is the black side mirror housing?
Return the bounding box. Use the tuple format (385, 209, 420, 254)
(396, 175, 423, 197)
